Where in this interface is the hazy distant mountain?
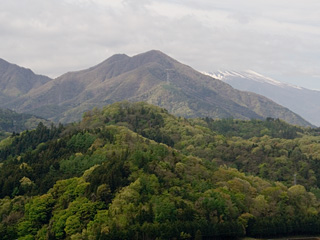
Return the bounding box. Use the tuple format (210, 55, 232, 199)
(2, 51, 311, 126)
(205, 70, 320, 126)
(0, 107, 50, 133)
(0, 58, 51, 106)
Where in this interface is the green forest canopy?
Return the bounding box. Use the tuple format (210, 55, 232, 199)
(0, 108, 51, 140)
(1, 101, 320, 239)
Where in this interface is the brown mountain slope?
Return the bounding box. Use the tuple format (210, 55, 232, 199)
(3, 50, 312, 126)
(0, 58, 51, 105)
(208, 70, 320, 126)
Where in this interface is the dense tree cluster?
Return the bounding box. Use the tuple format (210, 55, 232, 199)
(202, 117, 304, 139)
(1, 101, 320, 239)
(0, 108, 50, 133)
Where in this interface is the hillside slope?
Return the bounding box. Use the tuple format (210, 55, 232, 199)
(3, 51, 311, 126)
(207, 70, 320, 126)
(0, 102, 320, 239)
(0, 58, 51, 106)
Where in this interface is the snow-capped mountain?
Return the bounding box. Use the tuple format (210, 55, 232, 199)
(204, 70, 302, 89)
(203, 70, 320, 126)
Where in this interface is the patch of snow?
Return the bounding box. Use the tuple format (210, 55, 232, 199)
(203, 70, 303, 90)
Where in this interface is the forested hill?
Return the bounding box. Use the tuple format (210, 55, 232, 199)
(1, 101, 320, 239)
(0, 108, 51, 140)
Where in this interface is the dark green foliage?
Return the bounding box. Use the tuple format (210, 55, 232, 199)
(66, 132, 96, 152)
(0, 122, 64, 162)
(86, 156, 130, 194)
(60, 154, 106, 175)
(247, 215, 320, 238)
(204, 117, 304, 139)
(0, 108, 51, 133)
(83, 101, 175, 146)
(0, 123, 67, 198)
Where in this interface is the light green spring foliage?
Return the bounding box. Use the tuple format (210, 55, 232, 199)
(16, 163, 320, 239)
(2, 102, 320, 239)
(0, 134, 14, 149)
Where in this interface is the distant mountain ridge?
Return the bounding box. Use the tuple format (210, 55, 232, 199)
(205, 70, 303, 89)
(0, 51, 312, 126)
(0, 58, 51, 105)
(205, 70, 320, 126)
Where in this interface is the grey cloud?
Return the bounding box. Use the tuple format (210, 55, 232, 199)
(0, 0, 319, 89)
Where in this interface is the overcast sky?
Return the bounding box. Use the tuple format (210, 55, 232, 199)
(1, 0, 320, 89)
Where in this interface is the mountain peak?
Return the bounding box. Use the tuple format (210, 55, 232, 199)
(92, 50, 174, 72)
(135, 49, 172, 59)
(0, 57, 48, 78)
(0, 57, 51, 100)
(0, 58, 8, 64)
(139, 49, 168, 57)
(105, 53, 129, 64)
(0, 58, 18, 71)
(130, 50, 177, 69)
(2, 52, 312, 127)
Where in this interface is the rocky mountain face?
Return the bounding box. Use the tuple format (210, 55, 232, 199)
(0, 58, 51, 106)
(1, 51, 312, 126)
(205, 70, 320, 126)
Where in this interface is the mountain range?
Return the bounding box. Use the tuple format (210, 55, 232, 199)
(205, 70, 320, 126)
(0, 51, 312, 127)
